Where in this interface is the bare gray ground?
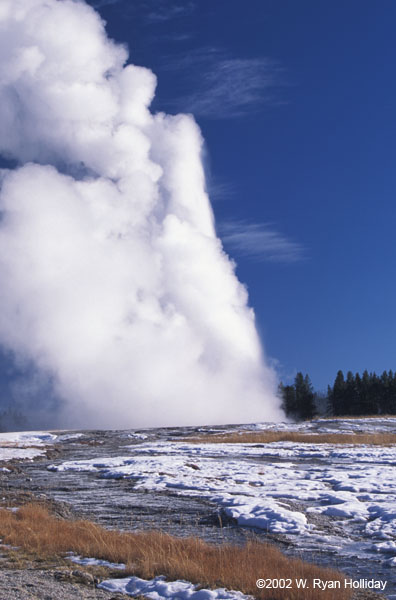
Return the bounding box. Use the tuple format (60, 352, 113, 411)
(0, 568, 120, 600)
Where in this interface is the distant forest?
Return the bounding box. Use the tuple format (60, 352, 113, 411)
(0, 407, 27, 433)
(279, 370, 396, 420)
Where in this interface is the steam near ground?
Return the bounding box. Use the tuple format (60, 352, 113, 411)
(0, 0, 283, 428)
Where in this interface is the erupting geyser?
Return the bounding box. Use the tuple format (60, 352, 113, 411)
(0, 0, 283, 428)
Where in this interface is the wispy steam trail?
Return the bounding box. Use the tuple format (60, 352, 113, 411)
(161, 48, 283, 119)
(0, 0, 283, 428)
(220, 221, 305, 263)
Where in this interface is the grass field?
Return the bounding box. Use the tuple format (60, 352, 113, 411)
(0, 503, 352, 600)
(186, 431, 396, 445)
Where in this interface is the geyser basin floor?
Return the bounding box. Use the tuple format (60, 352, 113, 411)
(1, 418, 396, 599)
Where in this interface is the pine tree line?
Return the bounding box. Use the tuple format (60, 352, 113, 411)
(279, 369, 396, 420)
(328, 369, 396, 416)
(0, 407, 27, 432)
(278, 373, 317, 421)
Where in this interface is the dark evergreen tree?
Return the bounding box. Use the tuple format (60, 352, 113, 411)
(386, 371, 396, 414)
(344, 371, 358, 415)
(294, 372, 317, 420)
(369, 372, 381, 415)
(328, 370, 346, 416)
(379, 370, 390, 414)
(358, 370, 372, 415)
(278, 383, 298, 419)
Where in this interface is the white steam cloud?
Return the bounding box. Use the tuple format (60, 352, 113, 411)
(0, 0, 283, 428)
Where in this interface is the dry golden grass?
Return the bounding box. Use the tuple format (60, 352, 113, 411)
(320, 414, 396, 419)
(0, 503, 352, 600)
(185, 431, 396, 445)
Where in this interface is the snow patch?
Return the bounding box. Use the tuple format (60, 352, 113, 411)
(66, 553, 125, 570)
(0, 430, 57, 462)
(98, 575, 252, 600)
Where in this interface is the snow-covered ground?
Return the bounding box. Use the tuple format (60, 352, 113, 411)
(0, 430, 85, 463)
(0, 431, 58, 461)
(48, 418, 396, 574)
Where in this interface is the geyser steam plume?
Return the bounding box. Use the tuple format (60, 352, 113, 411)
(0, 0, 283, 428)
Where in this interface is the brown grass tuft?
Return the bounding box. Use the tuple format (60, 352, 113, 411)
(185, 431, 396, 445)
(0, 503, 352, 599)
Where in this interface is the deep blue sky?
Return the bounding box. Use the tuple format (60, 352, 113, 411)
(88, 0, 396, 391)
